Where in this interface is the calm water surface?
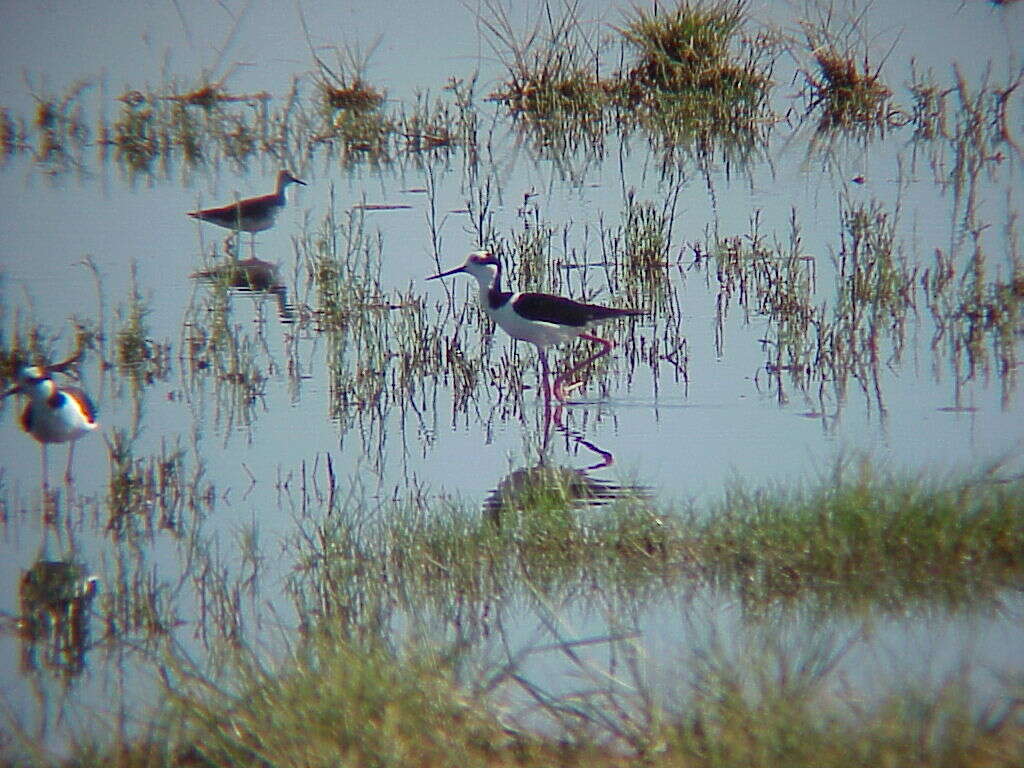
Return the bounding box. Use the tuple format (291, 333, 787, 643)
(1, 0, 1022, 753)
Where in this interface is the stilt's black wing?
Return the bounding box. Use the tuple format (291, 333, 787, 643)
(513, 292, 642, 326)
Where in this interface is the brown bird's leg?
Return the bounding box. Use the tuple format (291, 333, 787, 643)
(552, 333, 614, 402)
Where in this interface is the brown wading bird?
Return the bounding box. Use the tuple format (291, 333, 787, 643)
(188, 170, 306, 255)
(428, 251, 644, 403)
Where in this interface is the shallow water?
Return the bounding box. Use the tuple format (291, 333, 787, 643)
(1, 0, 1023, 754)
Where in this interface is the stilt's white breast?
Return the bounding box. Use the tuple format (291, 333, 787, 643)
(20, 377, 97, 444)
(486, 293, 585, 349)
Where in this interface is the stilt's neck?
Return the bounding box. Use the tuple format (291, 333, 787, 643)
(18, 367, 56, 402)
(469, 261, 502, 307)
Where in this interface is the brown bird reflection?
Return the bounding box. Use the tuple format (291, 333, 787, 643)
(191, 256, 294, 322)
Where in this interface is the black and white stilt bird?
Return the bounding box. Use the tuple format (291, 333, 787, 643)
(428, 251, 643, 402)
(2, 365, 98, 487)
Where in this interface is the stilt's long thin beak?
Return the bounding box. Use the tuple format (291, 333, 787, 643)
(426, 265, 466, 280)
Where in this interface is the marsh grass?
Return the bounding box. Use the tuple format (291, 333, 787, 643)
(0, 314, 60, 383)
(294, 199, 456, 455)
(802, 46, 891, 129)
(114, 263, 170, 386)
(0, 106, 26, 160)
(106, 429, 205, 540)
(20, 639, 1024, 768)
(395, 89, 459, 153)
(925, 226, 1023, 409)
(111, 98, 159, 173)
(34, 460, 1024, 768)
(617, 0, 771, 106)
(280, 457, 1024, 620)
(181, 276, 278, 435)
(101, 78, 288, 177)
(26, 78, 91, 172)
(482, 0, 610, 118)
(795, 6, 893, 133)
(710, 197, 917, 413)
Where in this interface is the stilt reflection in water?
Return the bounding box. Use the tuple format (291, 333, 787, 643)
(18, 559, 99, 677)
(484, 412, 650, 527)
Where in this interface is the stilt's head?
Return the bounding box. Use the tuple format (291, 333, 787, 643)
(426, 250, 501, 290)
(2, 366, 56, 402)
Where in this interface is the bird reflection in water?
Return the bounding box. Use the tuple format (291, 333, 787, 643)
(17, 559, 99, 678)
(190, 256, 295, 323)
(484, 409, 649, 527)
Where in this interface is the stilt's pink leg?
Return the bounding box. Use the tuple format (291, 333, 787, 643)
(538, 348, 552, 405)
(41, 444, 50, 490)
(552, 333, 614, 402)
(64, 441, 76, 485)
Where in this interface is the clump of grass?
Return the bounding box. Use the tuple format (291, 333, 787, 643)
(804, 46, 891, 127)
(25, 78, 91, 171)
(610, 1, 777, 164)
(796, 8, 893, 131)
(321, 76, 385, 112)
(114, 262, 170, 385)
(305, 31, 387, 115)
(111, 99, 158, 173)
(305, 38, 393, 163)
(618, 0, 769, 103)
(482, 0, 611, 117)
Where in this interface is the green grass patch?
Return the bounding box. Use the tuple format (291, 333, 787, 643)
(37, 600, 1024, 768)
(282, 459, 1024, 620)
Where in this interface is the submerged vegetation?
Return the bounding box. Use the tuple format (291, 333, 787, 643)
(1, 1, 1023, 765)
